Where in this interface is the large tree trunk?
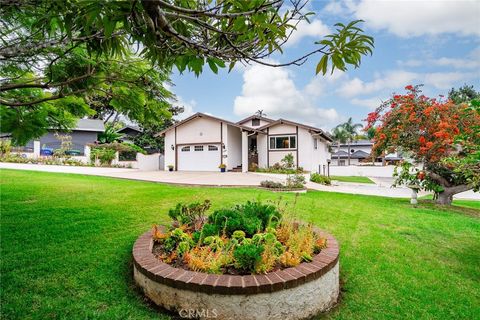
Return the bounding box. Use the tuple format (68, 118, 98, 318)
(435, 184, 472, 205)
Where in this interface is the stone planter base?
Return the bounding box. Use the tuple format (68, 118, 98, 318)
(133, 230, 340, 320)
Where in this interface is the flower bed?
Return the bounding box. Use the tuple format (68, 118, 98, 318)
(133, 200, 340, 319)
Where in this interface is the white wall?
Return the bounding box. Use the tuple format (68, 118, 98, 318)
(329, 165, 396, 177)
(226, 126, 242, 170)
(176, 117, 221, 144)
(268, 123, 297, 135)
(297, 128, 313, 171)
(137, 153, 161, 171)
(269, 151, 296, 167)
(164, 130, 175, 170)
(257, 134, 267, 168)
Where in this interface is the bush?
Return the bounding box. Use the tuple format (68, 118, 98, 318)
(310, 173, 331, 185)
(90, 147, 116, 166)
(233, 243, 264, 273)
(281, 153, 295, 168)
(260, 180, 284, 189)
(208, 201, 280, 237)
(0, 140, 12, 156)
(285, 173, 306, 189)
(152, 200, 327, 275)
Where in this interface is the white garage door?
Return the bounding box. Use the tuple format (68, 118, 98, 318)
(178, 144, 221, 171)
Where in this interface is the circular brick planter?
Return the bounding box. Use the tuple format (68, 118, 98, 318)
(133, 229, 339, 320)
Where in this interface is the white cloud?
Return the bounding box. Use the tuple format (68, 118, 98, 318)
(354, 0, 480, 37)
(337, 69, 477, 97)
(337, 70, 418, 97)
(233, 63, 341, 129)
(172, 96, 196, 120)
(398, 47, 480, 69)
(285, 19, 331, 47)
(351, 97, 386, 110)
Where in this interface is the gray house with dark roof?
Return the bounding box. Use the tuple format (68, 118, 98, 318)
(16, 119, 105, 156)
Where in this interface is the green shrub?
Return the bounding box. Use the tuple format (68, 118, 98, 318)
(233, 243, 264, 272)
(168, 200, 211, 228)
(310, 173, 331, 185)
(208, 201, 280, 237)
(285, 173, 306, 189)
(201, 223, 220, 238)
(281, 153, 295, 168)
(260, 180, 284, 189)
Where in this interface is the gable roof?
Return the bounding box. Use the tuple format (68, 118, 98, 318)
(156, 112, 263, 136)
(117, 125, 142, 134)
(236, 114, 275, 125)
(332, 150, 371, 159)
(258, 118, 333, 142)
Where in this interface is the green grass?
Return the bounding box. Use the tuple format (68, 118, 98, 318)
(1, 169, 479, 320)
(330, 175, 375, 184)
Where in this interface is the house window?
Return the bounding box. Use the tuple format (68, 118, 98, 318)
(314, 138, 318, 149)
(194, 146, 204, 151)
(208, 145, 218, 151)
(269, 135, 296, 150)
(252, 119, 260, 126)
(339, 160, 345, 166)
(181, 146, 190, 152)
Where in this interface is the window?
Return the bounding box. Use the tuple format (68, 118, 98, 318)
(252, 119, 260, 126)
(269, 135, 296, 150)
(208, 145, 218, 151)
(339, 160, 345, 166)
(314, 138, 318, 149)
(181, 146, 190, 152)
(194, 145, 204, 151)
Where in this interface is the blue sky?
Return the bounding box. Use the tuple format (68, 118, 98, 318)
(169, 0, 480, 131)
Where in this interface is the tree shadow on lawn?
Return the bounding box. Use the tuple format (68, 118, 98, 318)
(416, 200, 480, 218)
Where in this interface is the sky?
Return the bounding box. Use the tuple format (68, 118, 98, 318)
(168, 0, 480, 131)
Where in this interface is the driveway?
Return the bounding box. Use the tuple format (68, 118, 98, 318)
(1, 162, 478, 200)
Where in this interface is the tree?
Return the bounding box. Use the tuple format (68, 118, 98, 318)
(133, 106, 184, 152)
(366, 85, 480, 205)
(1, 1, 374, 143)
(331, 126, 348, 164)
(448, 84, 480, 104)
(335, 117, 363, 165)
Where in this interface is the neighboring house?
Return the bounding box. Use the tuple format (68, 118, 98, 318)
(331, 139, 402, 166)
(159, 113, 332, 172)
(117, 125, 142, 144)
(15, 119, 105, 156)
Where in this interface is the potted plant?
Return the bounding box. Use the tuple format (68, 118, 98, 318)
(218, 163, 226, 172)
(167, 165, 174, 172)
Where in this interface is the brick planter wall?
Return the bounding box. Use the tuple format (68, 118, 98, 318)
(133, 229, 340, 320)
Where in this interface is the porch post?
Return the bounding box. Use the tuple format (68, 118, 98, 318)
(241, 131, 248, 173)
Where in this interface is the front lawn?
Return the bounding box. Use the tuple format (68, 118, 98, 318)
(330, 175, 375, 184)
(1, 169, 479, 319)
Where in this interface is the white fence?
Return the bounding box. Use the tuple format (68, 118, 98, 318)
(329, 165, 396, 178)
(13, 142, 164, 171)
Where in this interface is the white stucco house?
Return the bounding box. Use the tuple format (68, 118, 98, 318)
(158, 113, 332, 172)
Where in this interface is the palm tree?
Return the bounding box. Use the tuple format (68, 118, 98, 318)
(331, 126, 348, 165)
(336, 117, 363, 165)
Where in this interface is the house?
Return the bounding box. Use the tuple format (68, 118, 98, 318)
(12, 119, 104, 156)
(117, 125, 142, 144)
(331, 139, 403, 166)
(158, 113, 332, 172)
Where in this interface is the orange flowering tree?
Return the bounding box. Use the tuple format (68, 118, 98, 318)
(366, 85, 480, 205)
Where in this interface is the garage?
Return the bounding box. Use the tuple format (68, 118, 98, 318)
(177, 144, 221, 171)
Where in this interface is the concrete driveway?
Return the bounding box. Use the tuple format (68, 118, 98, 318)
(1, 162, 478, 200)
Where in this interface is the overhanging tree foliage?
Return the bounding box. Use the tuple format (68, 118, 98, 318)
(1, 0, 374, 144)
